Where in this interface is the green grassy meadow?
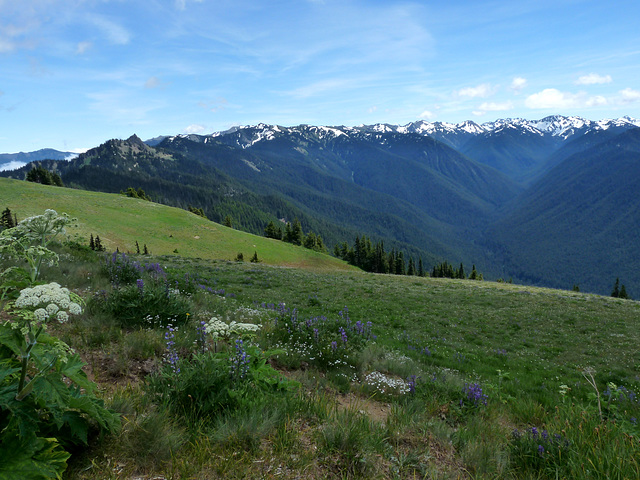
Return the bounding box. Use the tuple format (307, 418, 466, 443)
(0, 178, 354, 272)
(2, 178, 640, 479)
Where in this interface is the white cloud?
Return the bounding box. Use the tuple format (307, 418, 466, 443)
(0, 160, 26, 172)
(183, 124, 206, 134)
(175, 0, 204, 11)
(478, 101, 513, 111)
(368, 105, 378, 114)
(419, 110, 435, 119)
(457, 83, 495, 98)
(619, 88, 640, 103)
(510, 77, 527, 92)
(76, 41, 92, 55)
(576, 73, 612, 85)
(145, 76, 168, 89)
(524, 88, 607, 109)
(86, 14, 131, 45)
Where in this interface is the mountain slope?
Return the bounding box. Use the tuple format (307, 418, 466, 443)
(0, 177, 354, 272)
(488, 128, 640, 294)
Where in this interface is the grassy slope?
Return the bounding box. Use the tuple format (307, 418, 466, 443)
(0, 178, 354, 272)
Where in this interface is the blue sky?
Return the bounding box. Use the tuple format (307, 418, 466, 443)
(1, 0, 639, 153)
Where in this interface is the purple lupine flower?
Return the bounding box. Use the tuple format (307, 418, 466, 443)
(407, 375, 417, 394)
(463, 382, 488, 407)
(136, 278, 144, 296)
(229, 339, 250, 382)
(313, 328, 319, 342)
(164, 325, 180, 374)
(537, 445, 545, 457)
(339, 327, 348, 345)
(330, 341, 337, 353)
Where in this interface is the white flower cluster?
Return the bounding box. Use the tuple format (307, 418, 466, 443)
(363, 371, 410, 395)
(204, 317, 261, 341)
(14, 282, 83, 324)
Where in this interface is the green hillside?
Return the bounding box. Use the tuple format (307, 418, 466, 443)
(0, 178, 354, 272)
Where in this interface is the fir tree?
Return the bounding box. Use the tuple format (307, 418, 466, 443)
(619, 284, 629, 299)
(469, 264, 478, 280)
(417, 257, 425, 277)
(144, 244, 149, 255)
(224, 215, 233, 228)
(94, 235, 104, 252)
(458, 263, 465, 279)
(136, 241, 140, 254)
(1, 207, 15, 229)
(250, 251, 259, 263)
(89, 234, 95, 250)
(291, 218, 303, 245)
(407, 257, 416, 276)
(611, 278, 620, 298)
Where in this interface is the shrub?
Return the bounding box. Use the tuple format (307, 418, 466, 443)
(88, 280, 190, 328)
(267, 305, 375, 372)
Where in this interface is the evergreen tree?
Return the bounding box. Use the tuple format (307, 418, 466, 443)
(407, 257, 416, 276)
(395, 251, 406, 275)
(94, 235, 104, 252)
(469, 264, 478, 280)
(0, 207, 15, 229)
(224, 215, 233, 228)
(143, 244, 149, 255)
(250, 251, 259, 263)
(458, 263, 465, 279)
(417, 257, 425, 277)
(619, 284, 629, 299)
(264, 220, 282, 239)
(89, 234, 95, 250)
(283, 222, 293, 243)
(290, 218, 303, 245)
(136, 240, 140, 254)
(611, 278, 620, 298)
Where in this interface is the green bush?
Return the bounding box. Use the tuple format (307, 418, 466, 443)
(146, 342, 295, 424)
(88, 281, 190, 328)
(266, 305, 375, 372)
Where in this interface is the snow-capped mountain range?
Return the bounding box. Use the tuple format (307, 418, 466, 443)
(164, 115, 640, 151)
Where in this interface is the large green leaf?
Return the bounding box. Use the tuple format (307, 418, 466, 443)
(0, 432, 70, 480)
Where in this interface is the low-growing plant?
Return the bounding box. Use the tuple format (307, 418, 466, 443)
(146, 340, 295, 425)
(267, 305, 375, 371)
(88, 281, 190, 328)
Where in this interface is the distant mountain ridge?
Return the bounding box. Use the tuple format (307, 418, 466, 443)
(2, 115, 639, 296)
(0, 149, 76, 172)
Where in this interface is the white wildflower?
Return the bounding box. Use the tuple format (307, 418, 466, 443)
(34, 308, 48, 322)
(56, 311, 69, 323)
(68, 303, 82, 315)
(46, 303, 59, 315)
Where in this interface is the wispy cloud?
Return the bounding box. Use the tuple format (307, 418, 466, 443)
(86, 14, 131, 45)
(575, 73, 612, 85)
(76, 41, 92, 55)
(457, 84, 495, 99)
(478, 101, 514, 111)
(182, 124, 206, 134)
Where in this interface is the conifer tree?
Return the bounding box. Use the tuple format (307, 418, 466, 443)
(224, 215, 233, 228)
(136, 241, 140, 254)
(407, 257, 416, 276)
(291, 218, 303, 245)
(458, 263, 465, 279)
(1, 207, 15, 229)
(619, 284, 629, 299)
(469, 264, 478, 280)
(250, 251, 259, 263)
(418, 257, 425, 277)
(144, 244, 149, 255)
(611, 278, 620, 298)
(89, 234, 95, 250)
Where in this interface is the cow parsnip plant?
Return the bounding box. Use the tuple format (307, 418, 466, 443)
(0, 282, 120, 479)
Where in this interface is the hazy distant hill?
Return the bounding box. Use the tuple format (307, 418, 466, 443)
(0, 148, 76, 171)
